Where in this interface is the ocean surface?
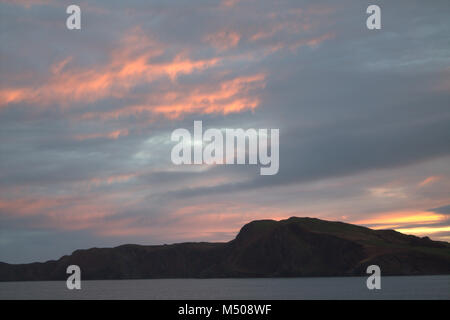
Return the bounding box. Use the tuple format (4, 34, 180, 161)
(0, 275, 449, 300)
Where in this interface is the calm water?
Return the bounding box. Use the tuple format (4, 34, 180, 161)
(0, 276, 449, 300)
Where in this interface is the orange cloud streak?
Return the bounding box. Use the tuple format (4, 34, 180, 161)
(74, 129, 129, 141)
(80, 73, 266, 120)
(418, 176, 442, 187)
(355, 211, 445, 227)
(0, 29, 220, 112)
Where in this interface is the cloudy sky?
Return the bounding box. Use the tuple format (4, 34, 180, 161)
(0, 0, 449, 263)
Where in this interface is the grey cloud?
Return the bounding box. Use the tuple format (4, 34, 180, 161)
(428, 205, 450, 215)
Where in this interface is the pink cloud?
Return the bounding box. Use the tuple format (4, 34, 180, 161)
(0, 29, 220, 111)
(74, 129, 129, 141)
(205, 30, 241, 51)
(418, 176, 442, 187)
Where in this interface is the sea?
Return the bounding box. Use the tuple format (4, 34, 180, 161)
(0, 275, 448, 300)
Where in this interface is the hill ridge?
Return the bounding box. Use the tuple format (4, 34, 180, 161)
(1, 217, 449, 281)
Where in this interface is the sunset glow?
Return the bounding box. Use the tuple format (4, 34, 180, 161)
(0, 0, 449, 265)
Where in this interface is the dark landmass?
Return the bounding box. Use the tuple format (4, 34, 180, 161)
(1, 217, 449, 281)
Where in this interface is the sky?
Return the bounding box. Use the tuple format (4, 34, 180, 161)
(0, 0, 449, 263)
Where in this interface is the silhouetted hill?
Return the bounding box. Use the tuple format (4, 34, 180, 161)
(1, 217, 449, 281)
